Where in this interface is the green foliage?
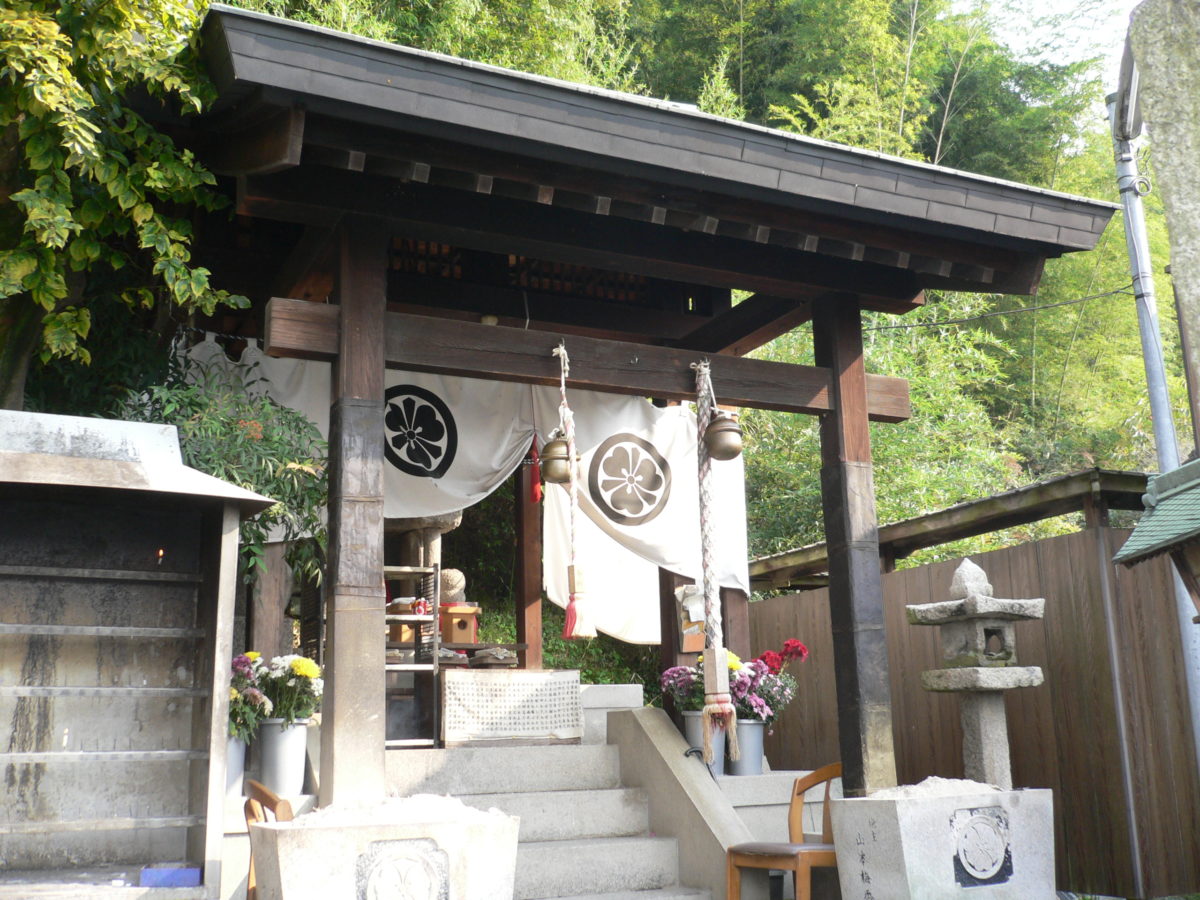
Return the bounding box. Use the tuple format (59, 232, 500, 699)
(0, 0, 246, 406)
(745, 291, 1028, 563)
(121, 354, 328, 583)
(696, 49, 745, 120)
(229, 0, 642, 91)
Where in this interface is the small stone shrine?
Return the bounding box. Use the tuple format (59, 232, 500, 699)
(829, 559, 1055, 900)
(906, 558, 1044, 790)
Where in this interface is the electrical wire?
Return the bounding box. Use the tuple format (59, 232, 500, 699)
(864, 284, 1135, 331)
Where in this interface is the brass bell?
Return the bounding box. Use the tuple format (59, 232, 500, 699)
(704, 411, 743, 461)
(541, 437, 576, 483)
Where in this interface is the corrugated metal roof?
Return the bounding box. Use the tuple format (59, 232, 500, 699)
(1114, 458, 1200, 565)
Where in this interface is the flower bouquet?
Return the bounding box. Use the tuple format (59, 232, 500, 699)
(258, 653, 324, 726)
(660, 638, 808, 732)
(730, 639, 808, 729)
(229, 651, 273, 742)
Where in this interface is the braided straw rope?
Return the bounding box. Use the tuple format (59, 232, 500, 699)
(692, 360, 738, 763)
(553, 343, 594, 638)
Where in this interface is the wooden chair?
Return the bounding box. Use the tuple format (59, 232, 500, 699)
(244, 779, 295, 900)
(726, 762, 842, 900)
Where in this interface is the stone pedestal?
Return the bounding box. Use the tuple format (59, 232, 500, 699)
(248, 795, 518, 900)
(830, 779, 1054, 900)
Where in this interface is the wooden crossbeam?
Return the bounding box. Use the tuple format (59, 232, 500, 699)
(264, 297, 911, 421)
(673, 293, 816, 356)
(204, 103, 305, 176)
(238, 168, 926, 313)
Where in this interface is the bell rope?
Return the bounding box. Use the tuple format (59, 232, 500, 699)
(691, 359, 739, 763)
(553, 342, 594, 639)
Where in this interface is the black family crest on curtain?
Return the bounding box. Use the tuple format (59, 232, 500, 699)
(587, 433, 671, 526)
(384, 384, 458, 478)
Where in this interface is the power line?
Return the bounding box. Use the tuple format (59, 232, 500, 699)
(864, 284, 1135, 331)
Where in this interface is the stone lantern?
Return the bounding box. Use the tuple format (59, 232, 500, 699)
(906, 559, 1044, 790)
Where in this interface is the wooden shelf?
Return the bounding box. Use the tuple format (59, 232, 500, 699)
(384, 738, 436, 748)
(0, 565, 200, 584)
(0, 624, 203, 639)
(441, 642, 528, 651)
(385, 663, 434, 673)
(0, 816, 204, 836)
(0, 750, 208, 764)
(0, 686, 207, 698)
(383, 565, 436, 576)
(384, 614, 435, 623)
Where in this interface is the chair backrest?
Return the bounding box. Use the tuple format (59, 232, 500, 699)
(787, 762, 842, 844)
(244, 779, 295, 900)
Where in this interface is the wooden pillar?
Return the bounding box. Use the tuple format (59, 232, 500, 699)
(720, 587, 751, 660)
(319, 218, 388, 807)
(813, 296, 898, 797)
(514, 458, 543, 670)
(658, 568, 695, 726)
(249, 542, 294, 660)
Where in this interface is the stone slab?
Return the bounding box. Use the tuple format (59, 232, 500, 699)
(248, 795, 519, 900)
(921, 666, 1044, 692)
(907, 595, 1044, 625)
(830, 780, 1055, 899)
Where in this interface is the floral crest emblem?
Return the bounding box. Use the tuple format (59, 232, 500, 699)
(587, 433, 671, 526)
(384, 385, 457, 478)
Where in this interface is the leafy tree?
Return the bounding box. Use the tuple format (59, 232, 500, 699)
(121, 354, 328, 583)
(696, 49, 746, 119)
(744, 290, 1024, 563)
(0, 0, 247, 409)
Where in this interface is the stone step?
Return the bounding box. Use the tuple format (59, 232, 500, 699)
(515, 836, 679, 899)
(386, 744, 621, 796)
(461, 787, 649, 842)
(546, 889, 710, 900)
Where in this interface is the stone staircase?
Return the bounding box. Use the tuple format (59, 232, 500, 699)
(386, 744, 710, 900)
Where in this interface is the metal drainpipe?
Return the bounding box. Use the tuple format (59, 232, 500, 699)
(1107, 94, 1200, 785)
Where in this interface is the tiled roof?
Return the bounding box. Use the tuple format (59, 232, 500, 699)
(1113, 457, 1200, 564)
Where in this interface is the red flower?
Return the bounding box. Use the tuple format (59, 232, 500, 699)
(782, 639, 809, 662)
(757, 650, 784, 674)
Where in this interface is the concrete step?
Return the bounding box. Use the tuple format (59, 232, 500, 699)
(461, 787, 649, 841)
(386, 744, 621, 796)
(546, 889, 710, 900)
(516, 836, 679, 899)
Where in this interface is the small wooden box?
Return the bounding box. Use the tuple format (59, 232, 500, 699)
(440, 605, 479, 643)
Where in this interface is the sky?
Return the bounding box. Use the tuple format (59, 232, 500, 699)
(988, 0, 1143, 89)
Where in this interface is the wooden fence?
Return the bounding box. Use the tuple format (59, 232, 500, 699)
(750, 528, 1200, 899)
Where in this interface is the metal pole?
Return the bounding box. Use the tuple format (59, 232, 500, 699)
(1107, 94, 1200, 781)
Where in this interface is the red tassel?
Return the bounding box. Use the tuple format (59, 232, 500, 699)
(563, 593, 578, 639)
(529, 436, 543, 504)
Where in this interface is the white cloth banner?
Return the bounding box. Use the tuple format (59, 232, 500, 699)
(251, 358, 750, 643)
(535, 388, 750, 644)
(256, 358, 534, 519)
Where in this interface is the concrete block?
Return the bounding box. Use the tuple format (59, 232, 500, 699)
(248, 794, 519, 900)
(579, 684, 643, 745)
(830, 780, 1054, 900)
